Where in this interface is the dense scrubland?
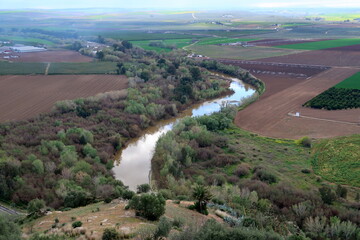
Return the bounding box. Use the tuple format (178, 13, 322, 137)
(0, 43, 243, 210)
(151, 107, 360, 240)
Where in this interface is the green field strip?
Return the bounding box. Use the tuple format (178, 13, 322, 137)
(0, 62, 47, 75)
(0, 35, 55, 46)
(275, 38, 360, 50)
(48, 62, 117, 74)
(335, 72, 360, 90)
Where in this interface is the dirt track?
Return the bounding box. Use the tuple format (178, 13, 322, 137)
(1, 50, 93, 63)
(235, 67, 360, 139)
(0, 75, 127, 122)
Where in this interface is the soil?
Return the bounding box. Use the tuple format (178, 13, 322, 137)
(257, 48, 360, 67)
(0, 75, 128, 122)
(248, 38, 332, 47)
(235, 67, 360, 139)
(0, 50, 93, 63)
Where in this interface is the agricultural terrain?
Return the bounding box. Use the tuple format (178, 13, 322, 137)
(0, 75, 127, 122)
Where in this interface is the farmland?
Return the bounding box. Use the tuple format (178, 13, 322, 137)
(335, 71, 360, 89)
(130, 38, 194, 52)
(188, 44, 304, 59)
(5, 50, 93, 63)
(0, 35, 55, 46)
(234, 67, 360, 139)
(0, 75, 127, 122)
(195, 37, 258, 45)
(275, 38, 360, 50)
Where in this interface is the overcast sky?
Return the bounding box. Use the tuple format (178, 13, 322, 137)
(1, 0, 360, 9)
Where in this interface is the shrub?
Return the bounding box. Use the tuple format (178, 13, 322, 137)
(0, 215, 21, 240)
(128, 193, 165, 221)
(319, 186, 336, 204)
(122, 189, 135, 200)
(296, 137, 312, 148)
(153, 216, 172, 239)
(72, 221, 82, 228)
(102, 228, 121, 240)
(137, 184, 151, 193)
(336, 185, 347, 199)
(253, 168, 277, 184)
(235, 165, 250, 178)
(27, 198, 46, 217)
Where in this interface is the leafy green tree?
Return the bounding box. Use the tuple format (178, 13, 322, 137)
(27, 198, 46, 217)
(137, 184, 151, 193)
(190, 67, 202, 81)
(128, 193, 165, 220)
(102, 228, 121, 240)
(192, 184, 212, 215)
(0, 215, 21, 240)
(96, 51, 105, 60)
(32, 159, 44, 174)
(122, 40, 133, 49)
(140, 71, 151, 82)
(154, 216, 172, 239)
(319, 186, 336, 205)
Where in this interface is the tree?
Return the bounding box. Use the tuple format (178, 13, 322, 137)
(27, 198, 46, 217)
(32, 159, 44, 175)
(336, 185, 347, 199)
(319, 186, 336, 205)
(137, 184, 151, 193)
(96, 51, 105, 60)
(192, 184, 212, 215)
(121, 40, 133, 49)
(190, 67, 202, 81)
(128, 193, 165, 221)
(97, 35, 105, 44)
(102, 228, 121, 240)
(0, 215, 21, 240)
(140, 71, 151, 82)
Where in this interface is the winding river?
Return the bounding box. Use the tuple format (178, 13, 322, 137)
(113, 77, 256, 190)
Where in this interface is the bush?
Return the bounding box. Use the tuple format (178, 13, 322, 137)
(235, 165, 250, 178)
(336, 185, 347, 199)
(253, 168, 277, 184)
(128, 193, 165, 221)
(72, 221, 82, 228)
(27, 198, 46, 217)
(153, 216, 172, 239)
(102, 228, 121, 240)
(0, 215, 21, 240)
(296, 137, 312, 148)
(319, 186, 336, 204)
(137, 184, 151, 193)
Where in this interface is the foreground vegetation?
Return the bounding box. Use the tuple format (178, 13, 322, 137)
(312, 134, 360, 187)
(151, 107, 360, 239)
(0, 44, 240, 210)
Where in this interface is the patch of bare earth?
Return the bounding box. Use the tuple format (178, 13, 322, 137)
(0, 75, 127, 122)
(235, 67, 360, 139)
(2, 50, 93, 63)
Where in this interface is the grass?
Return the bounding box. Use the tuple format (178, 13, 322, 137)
(48, 62, 117, 74)
(311, 135, 360, 187)
(103, 31, 200, 41)
(0, 62, 47, 75)
(276, 38, 360, 50)
(131, 38, 194, 52)
(196, 37, 258, 45)
(0, 35, 55, 46)
(335, 72, 360, 90)
(188, 45, 304, 60)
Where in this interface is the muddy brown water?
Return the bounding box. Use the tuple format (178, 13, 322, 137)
(113, 78, 256, 190)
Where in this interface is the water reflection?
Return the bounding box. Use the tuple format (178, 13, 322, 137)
(113, 79, 256, 190)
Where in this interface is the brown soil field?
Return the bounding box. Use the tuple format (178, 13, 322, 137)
(217, 59, 328, 78)
(2, 50, 93, 62)
(248, 39, 331, 47)
(257, 49, 360, 67)
(0, 75, 127, 122)
(324, 44, 360, 51)
(235, 67, 360, 139)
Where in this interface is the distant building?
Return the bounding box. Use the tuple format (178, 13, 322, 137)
(10, 46, 46, 53)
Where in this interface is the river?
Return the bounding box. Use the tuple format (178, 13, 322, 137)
(113, 77, 256, 190)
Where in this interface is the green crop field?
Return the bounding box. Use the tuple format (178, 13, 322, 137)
(0, 35, 55, 46)
(276, 38, 360, 50)
(196, 37, 258, 45)
(0, 62, 47, 75)
(48, 62, 117, 74)
(311, 134, 360, 187)
(103, 31, 199, 41)
(131, 38, 194, 52)
(335, 72, 360, 90)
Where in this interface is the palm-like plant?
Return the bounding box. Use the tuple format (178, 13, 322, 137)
(192, 184, 212, 215)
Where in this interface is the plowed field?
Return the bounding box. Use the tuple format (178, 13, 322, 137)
(0, 75, 127, 122)
(249, 38, 331, 47)
(235, 67, 360, 139)
(1, 50, 93, 63)
(258, 47, 360, 67)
